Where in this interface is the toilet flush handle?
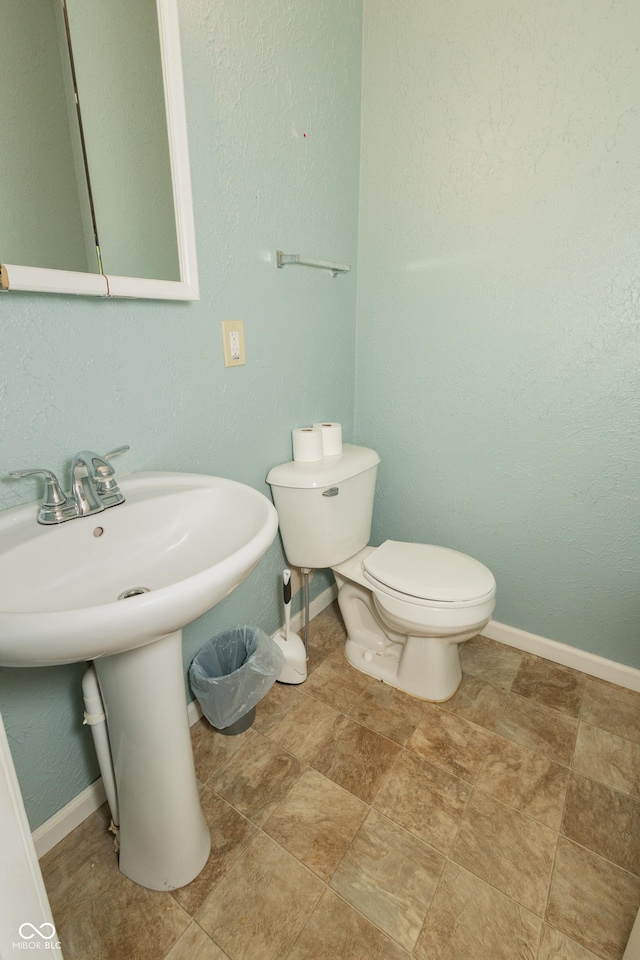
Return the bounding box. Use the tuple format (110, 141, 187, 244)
(323, 487, 339, 497)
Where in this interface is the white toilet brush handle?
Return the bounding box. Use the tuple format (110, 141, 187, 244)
(283, 569, 292, 640)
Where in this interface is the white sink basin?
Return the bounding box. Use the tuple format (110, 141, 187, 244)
(0, 471, 278, 666)
(0, 470, 279, 892)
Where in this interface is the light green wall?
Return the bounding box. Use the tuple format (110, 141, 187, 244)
(355, 0, 640, 666)
(0, 0, 361, 829)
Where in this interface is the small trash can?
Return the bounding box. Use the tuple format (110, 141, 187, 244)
(189, 626, 284, 735)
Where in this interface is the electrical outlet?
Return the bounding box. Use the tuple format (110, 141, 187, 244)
(221, 320, 246, 367)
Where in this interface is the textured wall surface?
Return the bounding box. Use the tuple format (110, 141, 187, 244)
(0, 0, 361, 829)
(356, 0, 640, 666)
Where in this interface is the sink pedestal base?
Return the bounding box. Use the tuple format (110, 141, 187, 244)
(95, 630, 210, 890)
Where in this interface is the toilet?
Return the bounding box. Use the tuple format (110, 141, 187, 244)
(267, 444, 496, 701)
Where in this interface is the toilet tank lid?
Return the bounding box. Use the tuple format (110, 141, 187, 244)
(267, 444, 380, 489)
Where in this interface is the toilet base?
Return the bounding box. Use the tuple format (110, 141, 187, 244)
(335, 575, 482, 702)
(344, 635, 463, 702)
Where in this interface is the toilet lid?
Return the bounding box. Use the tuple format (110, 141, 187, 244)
(362, 540, 495, 603)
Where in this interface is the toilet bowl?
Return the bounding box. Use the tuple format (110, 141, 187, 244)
(267, 444, 496, 702)
(333, 543, 495, 700)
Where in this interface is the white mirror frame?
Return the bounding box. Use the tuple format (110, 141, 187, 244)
(0, 0, 199, 301)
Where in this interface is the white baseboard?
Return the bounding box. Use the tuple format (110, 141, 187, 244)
(484, 619, 640, 693)
(33, 779, 107, 859)
(187, 696, 203, 725)
(33, 584, 340, 860)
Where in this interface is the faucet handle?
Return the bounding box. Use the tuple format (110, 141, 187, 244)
(104, 445, 130, 463)
(9, 468, 78, 524)
(94, 445, 129, 505)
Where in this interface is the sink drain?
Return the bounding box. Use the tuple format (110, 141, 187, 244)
(118, 587, 151, 600)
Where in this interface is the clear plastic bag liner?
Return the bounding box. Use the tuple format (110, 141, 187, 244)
(189, 626, 284, 730)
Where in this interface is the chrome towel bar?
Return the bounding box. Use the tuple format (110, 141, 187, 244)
(276, 251, 350, 277)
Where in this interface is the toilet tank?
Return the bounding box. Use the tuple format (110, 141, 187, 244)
(266, 444, 380, 569)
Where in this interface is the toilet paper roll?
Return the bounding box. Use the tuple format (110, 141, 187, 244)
(313, 422, 343, 457)
(292, 427, 324, 462)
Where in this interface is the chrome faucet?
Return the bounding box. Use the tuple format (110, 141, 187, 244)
(71, 449, 122, 516)
(10, 445, 130, 524)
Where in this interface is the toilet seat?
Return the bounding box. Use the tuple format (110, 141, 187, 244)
(362, 540, 496, 606)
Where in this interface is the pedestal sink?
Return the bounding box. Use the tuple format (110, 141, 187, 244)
(0, 472, 278, 890)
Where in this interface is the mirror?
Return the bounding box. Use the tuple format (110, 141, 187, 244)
(0, 0, 199, 301)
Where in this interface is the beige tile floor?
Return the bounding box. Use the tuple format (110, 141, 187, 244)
(40, 602, 640, 960)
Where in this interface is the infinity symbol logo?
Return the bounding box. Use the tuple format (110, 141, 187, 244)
(19, 922, 57, 940)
